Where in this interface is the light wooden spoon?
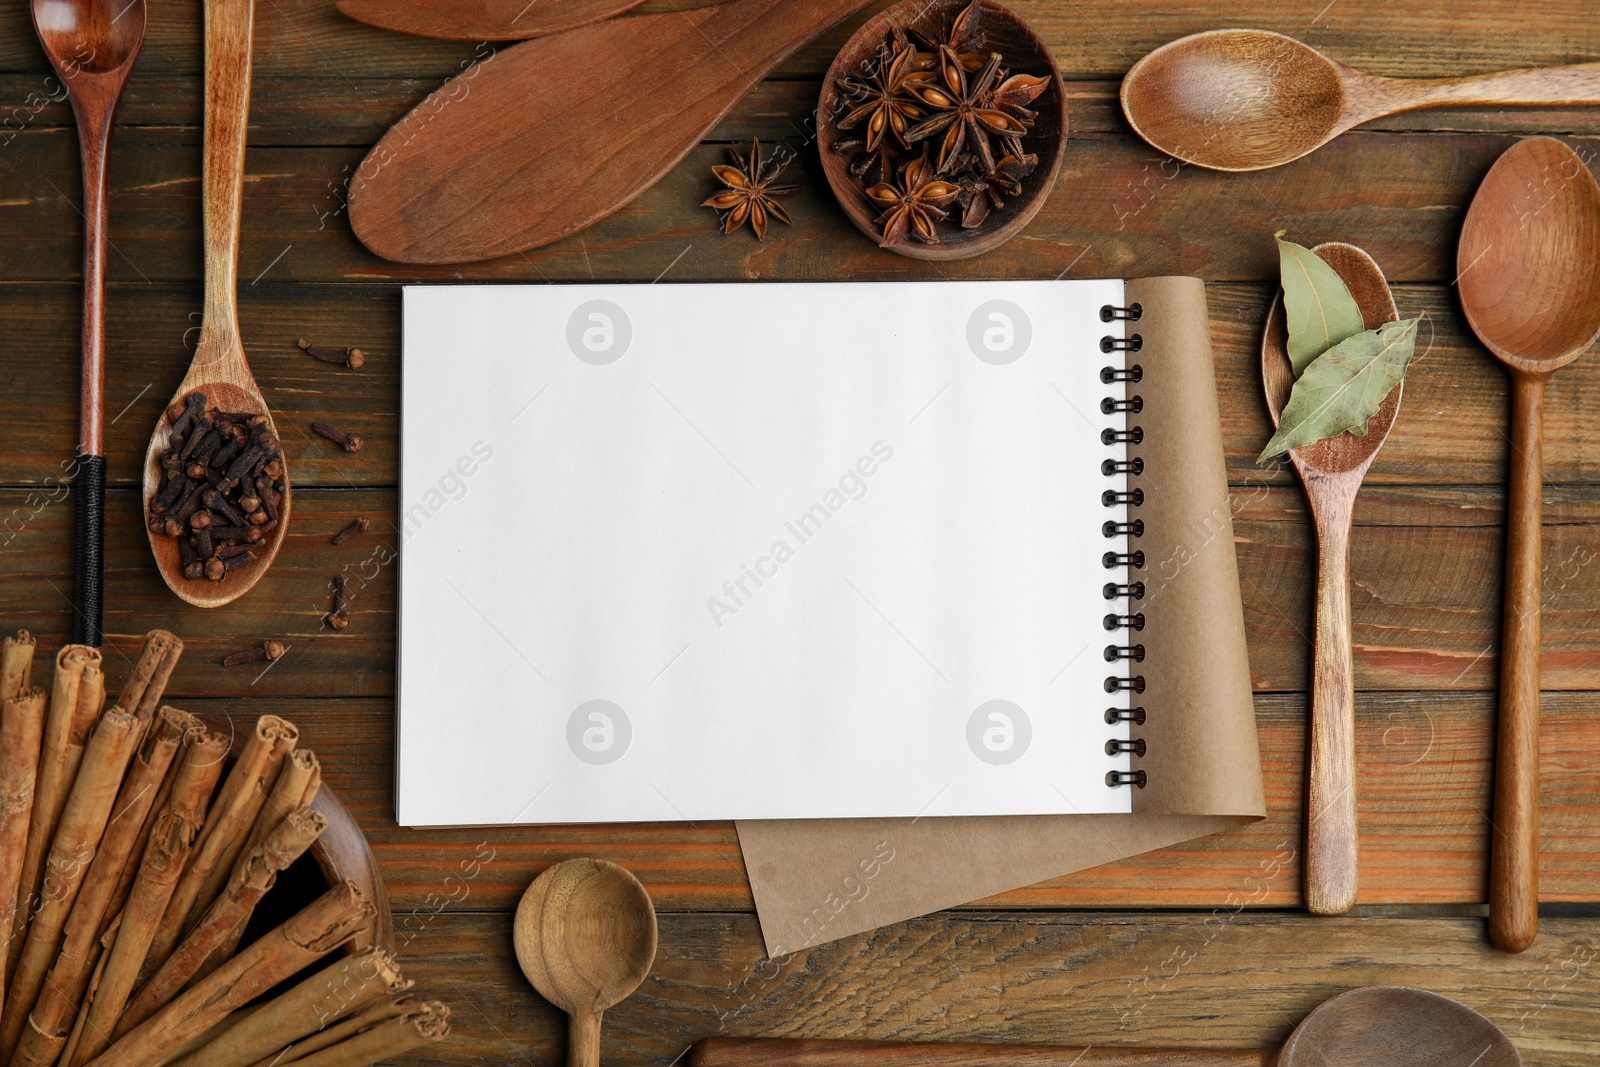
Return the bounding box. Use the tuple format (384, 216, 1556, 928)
(348, 0, 875, 263)
(1459, 137, 1600, 954)
(336, 0, 645, 42)
(141, 0, 288, 608)
(1262, 242, 1401, 916)
(514, 858, 658, 1067)
(1121, 29, 1600, 171)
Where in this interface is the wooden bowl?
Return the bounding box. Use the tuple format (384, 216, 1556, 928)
(818, 0, 1067, 261)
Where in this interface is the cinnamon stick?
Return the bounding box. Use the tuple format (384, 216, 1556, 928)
(106, 712, 216, 921)
(0, 629, 36, 704)
(55, 915, 112, 1067)
(279, 1000, 449, 1067)
(246, 995, 414, 1067)
(69, 731, 227, 1067)
(0, 707, 141, 1062)
(145, 715, 294, 976)
(187, 718, 299, 927)
(116, 628, 185, 721)
(119, 809, 328, 1034)
(0, 686, 47, 1011)
(8, 707, 190, 1067)
(81, 879, 375, 1067)
(169, 949, 408, 1067)
(11, 648, 101, 978)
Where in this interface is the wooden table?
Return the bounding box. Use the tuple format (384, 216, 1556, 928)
(2, 0, 1599, 1062)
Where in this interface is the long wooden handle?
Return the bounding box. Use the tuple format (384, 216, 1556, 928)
(567, 1010, 602, 1067)
(1490, 373, 1546, 953)
(202, 0, 257, 349)
(1303, 475, 1360, 916)
(688, 1037, 1277, 1066)
(1394, 62, 1600, 110)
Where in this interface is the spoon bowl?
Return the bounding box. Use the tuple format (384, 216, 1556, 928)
(32, 0, 146, 75)
(514, 858, 657, 1067)
(1458, 136, 1600, 953)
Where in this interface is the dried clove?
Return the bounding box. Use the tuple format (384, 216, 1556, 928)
(299, 339, 366, 369)
(326, 574, 350, 630)
(221, 639, 286, 667)
(331, 517, 370, 546)
(311, 421, 364, 453)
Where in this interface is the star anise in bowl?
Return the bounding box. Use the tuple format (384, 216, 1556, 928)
(702, 139, 797, 241)
(818, 0, 1065, 260)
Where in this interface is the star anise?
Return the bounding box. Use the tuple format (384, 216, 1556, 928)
(835, 42, 930, 152)
(905, 51, 1028, 175)
(907, 1, 987, 76)
(864, 150, 962, 247)
(702, 139, 797, 241)
(957, 152, 1037, 229)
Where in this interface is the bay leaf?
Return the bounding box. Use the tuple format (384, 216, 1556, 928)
(1258, 317, 1419, 462)
(1277, 233, 1366, 376)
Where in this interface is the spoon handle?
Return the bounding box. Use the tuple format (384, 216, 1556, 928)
(1389, 62, 1600, 111)
(690, 1037, 1276, 1066)
(1490, 374, 1546, 954)
(200, 0, 257, 354)
(568, 1009, 602, 1067)
(1303, 474, 1361, 916)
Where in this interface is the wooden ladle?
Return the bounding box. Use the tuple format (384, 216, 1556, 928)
(1459, 137, 1600, 954)
(141, 0, 288, 608)
(689, 985, 1521, 1066)
(1121, 29, 1600, 171)
(514, 858, 658, 1067)
(31, 0, 147, 646)
(1261, 243, 1402, 916)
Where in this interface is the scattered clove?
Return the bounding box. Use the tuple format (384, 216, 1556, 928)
(326, 574, 350, 630)
(221, 639, 287, 667)
(331, 517, 370, 546)
(298, 339, 365, 369)
(312, 421, 364, 453)
(149, 391, 285, 583)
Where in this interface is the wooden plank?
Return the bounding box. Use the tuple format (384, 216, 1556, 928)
(4, 125, 1600, 286)
(82, 688, 1599, 913)
(396, 911, 1600, 1065)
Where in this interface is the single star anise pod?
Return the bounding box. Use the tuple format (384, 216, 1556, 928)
(864, 149, 962, 247)
(835, 42, 930, 152)
(702, 139, 797, 241)
(905, 51, 1029, 175)
(957, 152, 1037, 228)
(907, 1, 987, 75)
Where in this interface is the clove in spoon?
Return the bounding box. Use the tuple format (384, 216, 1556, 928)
(1121, 29, 1600, 171)
(514, 858, 658, 1067)
(1262, 243, 1402, 916)
(1459, 137, 1600, 954)
(141, 0, 288, 607)
(31, 0, 147, 645)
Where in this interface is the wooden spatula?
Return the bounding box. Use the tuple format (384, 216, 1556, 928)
(336, 0, 646, 43)
(348, 0, 875, 263)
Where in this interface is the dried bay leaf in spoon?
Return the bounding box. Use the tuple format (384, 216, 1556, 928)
(1260, 316, 1419, 461)
(1277, 232, 1365, 375)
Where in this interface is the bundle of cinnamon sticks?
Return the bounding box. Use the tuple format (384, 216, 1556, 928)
(0, 630, 450, 1067)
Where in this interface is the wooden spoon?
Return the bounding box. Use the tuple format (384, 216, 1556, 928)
(141, 0, 289, 608)
(689, 985, 1521, 1066)
(1261, 242, 1401, 916)
(1120, 29, 1600, 171)
(514, 858, 658, 1067)
(348, 0, 875, 263)
(1458, 136, 1600, 954)
(31, 0, 147, 645)
(336, 0, 645, 42)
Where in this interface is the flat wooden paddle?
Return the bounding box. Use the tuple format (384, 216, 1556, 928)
(348, 0, 875, 263)
(335, 0, 646, 43)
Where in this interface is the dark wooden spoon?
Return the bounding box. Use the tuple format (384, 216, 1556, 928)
(1459, 136, 1600, 954)
(689, 986, 1521, 1066)
(335, 0, 645, 43)
(31, 0, 147, 645)
(1121, 29, 1600, 172)
(348, 0, 875, 263)
(1262, 242, 1401, 917)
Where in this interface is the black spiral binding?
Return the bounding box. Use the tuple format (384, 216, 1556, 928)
(1101, 303, 1147, 789)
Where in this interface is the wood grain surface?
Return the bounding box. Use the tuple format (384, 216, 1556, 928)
(1, 0, 1598, 1063)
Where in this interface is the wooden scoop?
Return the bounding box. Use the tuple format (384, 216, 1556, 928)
(141, 0, 289, 607)
(514, 858, 658, 1067)
(32, 0, 147, 645)
(1458, 137, 1600, 954)
(689, 985, 1521, 1066)
(1121, 29, 1600, 171)
(1261, 242, 1401, 916)
(336, 0, 645, 42)
(348, 0, 874, 263)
